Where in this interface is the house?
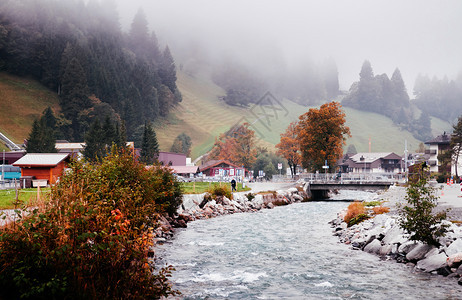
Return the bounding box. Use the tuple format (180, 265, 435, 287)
(158, 152, 187, 166)
(13, 153, 70, 186)
(55, 141, 85, 158)
(169, 165, 200, 177)
(1, 151, 26, 165)
(342, 152, 404, 173)
(199, 160, 246, 177)
(425, 133, 451, 173)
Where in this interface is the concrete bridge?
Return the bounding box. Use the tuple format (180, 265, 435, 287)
(301, 173, 403, 199)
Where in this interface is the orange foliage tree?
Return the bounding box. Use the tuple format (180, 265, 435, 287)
(208, 123, 257, 170)
(276, 121, 301, 178)
(297, 101, 350, 171)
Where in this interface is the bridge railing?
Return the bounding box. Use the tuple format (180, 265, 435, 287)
(299, 172, 405, 183)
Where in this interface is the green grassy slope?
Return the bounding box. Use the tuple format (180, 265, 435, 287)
(157, 71, 452, 158)
(0, 72, 60, 151)
(0, 70, 452, 158)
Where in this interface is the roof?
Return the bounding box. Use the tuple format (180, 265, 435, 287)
(425, 133, 450, 145)
(13, 153, 70, 167)
(169, 165, 200, 174)
(199, 159, 245, 172)
(349, 152, 401, 163)
(55, 142, 85, 150)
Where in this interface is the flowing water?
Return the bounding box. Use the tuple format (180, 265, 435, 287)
(157, 201, 462, 299)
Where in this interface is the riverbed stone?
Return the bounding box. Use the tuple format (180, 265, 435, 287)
(446, 239, 462, 256)
(398, 241, 418, 255)
(379, 244, 393, 256)
(382, 225, 406, 245)
(406, 244, 435, 262)
(447, 252, 462, 268)
(364, 239, 381, 254)
(415, 252, 448, 272)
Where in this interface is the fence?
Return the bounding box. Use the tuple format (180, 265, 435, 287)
(299, 172, 405, 183)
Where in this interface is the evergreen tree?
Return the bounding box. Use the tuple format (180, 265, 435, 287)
(102, 115, 117, 147)
(140, 122, 159, 165)
(159, 46, 178, 94)
(83, 119, 105, 162)
(451, 116, 462, 178)
(26, 118, 57, 153)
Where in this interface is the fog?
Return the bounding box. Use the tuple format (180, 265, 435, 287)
(115, 0, 462, 92)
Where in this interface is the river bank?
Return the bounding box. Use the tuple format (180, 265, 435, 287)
(330, 185, 462, 285)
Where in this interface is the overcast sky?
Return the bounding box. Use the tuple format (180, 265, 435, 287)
(115, 0, 462, 92)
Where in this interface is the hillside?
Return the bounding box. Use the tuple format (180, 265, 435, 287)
(156, 70, 452, 158)
(0, 70, 452, 158)
(0, 72, 60, 151)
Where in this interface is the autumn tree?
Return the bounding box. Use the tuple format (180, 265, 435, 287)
(276, 121, 301, 178)
(297, 102, 350, 171)
(170, 133, 192, 156)
(208, 123, 257, 170)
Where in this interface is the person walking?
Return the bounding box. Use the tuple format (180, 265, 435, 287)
(231, 178, 237, 192)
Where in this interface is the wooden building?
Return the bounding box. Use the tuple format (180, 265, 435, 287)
(13, 153, 70, 185)
(200, 160, 246, 177)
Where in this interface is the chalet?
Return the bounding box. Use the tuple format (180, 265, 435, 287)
(200, 160, 246, 177)
(1, 151, 25, 165)
(425, 133, 451, 173)
(169, 165, 200, 177)
(343, 152, 404, 173)
(13, 153, 70, 186)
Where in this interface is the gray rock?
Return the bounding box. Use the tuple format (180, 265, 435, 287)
(458, 277, 462, 286)
(398, 241, 419, 255)
(406, 244, 435, 262)
(382, 225, 406, 245)
(364, 239, 382, 254)
(447, 239, 462, 256)
(457, 264, 462, 275)
(379, 244, 393, 256)
(415, 252, 447, 272)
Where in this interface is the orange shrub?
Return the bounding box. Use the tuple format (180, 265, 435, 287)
(344, 201, 367, 226)
(372, 206, 390, 215)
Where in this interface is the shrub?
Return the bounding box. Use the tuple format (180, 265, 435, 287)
(398, 163, 450, 246)
(344, 201, 367, 227)
(372, 206, 390, 215)
(364, 200, 382, 207)
(348, 213, 370, 227)
(206, 184, 232, 200)
(245, 193, 255, 201)
(0, 149, 182, 299)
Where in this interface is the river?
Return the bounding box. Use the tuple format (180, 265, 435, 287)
(156, 200, 462, 299)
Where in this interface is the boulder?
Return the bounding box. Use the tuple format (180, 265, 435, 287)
(382, 225, 406, 245)
(415, 252, 448, 272)
(406, 244, 435, 262)
(457, 264, 462, 275)
(379, 244, 393, 256)
(447, 252, 462, 268)
(446, 239, 462, 256)
(364, 239, 382, 255)
(398, 241, 419, 255)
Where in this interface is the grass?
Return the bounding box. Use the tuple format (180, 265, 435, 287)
(181, 182, 251, 194)
(0, 72, 60, 145)
(0, 188, 50, 209)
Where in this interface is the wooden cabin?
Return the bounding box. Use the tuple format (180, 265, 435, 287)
(13, 153, 70, 186)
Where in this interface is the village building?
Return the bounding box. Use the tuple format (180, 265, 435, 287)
(169, 165, 200, 177)
(425, 132, 451, 173)
(13, 153, 70, 187)
(158, 151, 186, 166)
(341, 152, 404, 173)
(199, 160, 246, 177)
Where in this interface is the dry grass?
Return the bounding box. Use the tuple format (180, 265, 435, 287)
(344, 201, 366, 224)
(372, 206, 390, 215)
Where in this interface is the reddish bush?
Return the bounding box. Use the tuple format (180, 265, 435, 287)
(344, 201, 367, 226)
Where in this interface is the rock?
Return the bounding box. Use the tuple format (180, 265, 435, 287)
(398, 241, 419, 255)
(267, 202, 274, 209)
(436, 266, 452, 276)
(416, 252, 448, 272)
(447, 252, 462, 268)
(458, 277, 462, 286)
(364, 239, 382, 254)
(446, 239, 462, 256)
(406, 244, 435, 262)
(457, 264, 462, 275)
(382, 225, 406, 245)
(379, 244, 393, 256)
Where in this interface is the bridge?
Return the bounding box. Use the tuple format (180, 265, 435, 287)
(301, 173, 404, 199)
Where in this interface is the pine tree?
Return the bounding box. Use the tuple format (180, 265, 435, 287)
(159, 46, 177, 93)
(102, 115, 116, 147)
(83, 119, 105, 162)
(26, 118, 57, 153)
(451, 116, 462, 178)
(140, 122, 159, 165)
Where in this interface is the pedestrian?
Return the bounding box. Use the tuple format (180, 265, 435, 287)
(231, 178, 237, 192)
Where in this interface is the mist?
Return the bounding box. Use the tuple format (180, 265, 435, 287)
(113, 0, 462, 93)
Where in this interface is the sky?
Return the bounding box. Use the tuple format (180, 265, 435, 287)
(114, 0, 462, 92)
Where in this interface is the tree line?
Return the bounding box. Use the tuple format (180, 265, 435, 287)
(0, 0, 181, 142)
